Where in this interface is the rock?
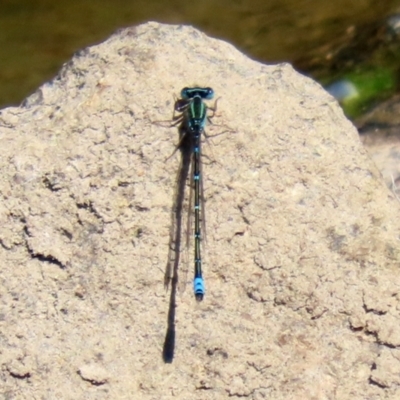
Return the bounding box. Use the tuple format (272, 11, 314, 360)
(0, 21, 399, 399)
(78, 363, 109, 385)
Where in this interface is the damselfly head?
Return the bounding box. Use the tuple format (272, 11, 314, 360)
(181, 87, 214, 100)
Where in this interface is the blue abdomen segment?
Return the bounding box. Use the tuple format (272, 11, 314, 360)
(194, 277, 205, 301)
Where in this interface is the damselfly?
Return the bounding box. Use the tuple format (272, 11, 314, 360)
(168, 87, 216, 301)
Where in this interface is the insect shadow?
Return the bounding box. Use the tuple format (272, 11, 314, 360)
(162, 122, 192, 363)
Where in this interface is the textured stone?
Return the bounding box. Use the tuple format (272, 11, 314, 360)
(0, 21, 399, 399)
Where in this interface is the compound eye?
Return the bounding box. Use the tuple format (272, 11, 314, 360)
(204, 87, 214, 99)
(180, 87, 190, 99)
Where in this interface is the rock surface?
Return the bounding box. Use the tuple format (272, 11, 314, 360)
(0, 21, 400, 399)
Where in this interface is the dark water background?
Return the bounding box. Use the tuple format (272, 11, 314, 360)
(1, 0, 400, 109)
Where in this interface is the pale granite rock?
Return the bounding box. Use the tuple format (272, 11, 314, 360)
(0, 21, 399, 399)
